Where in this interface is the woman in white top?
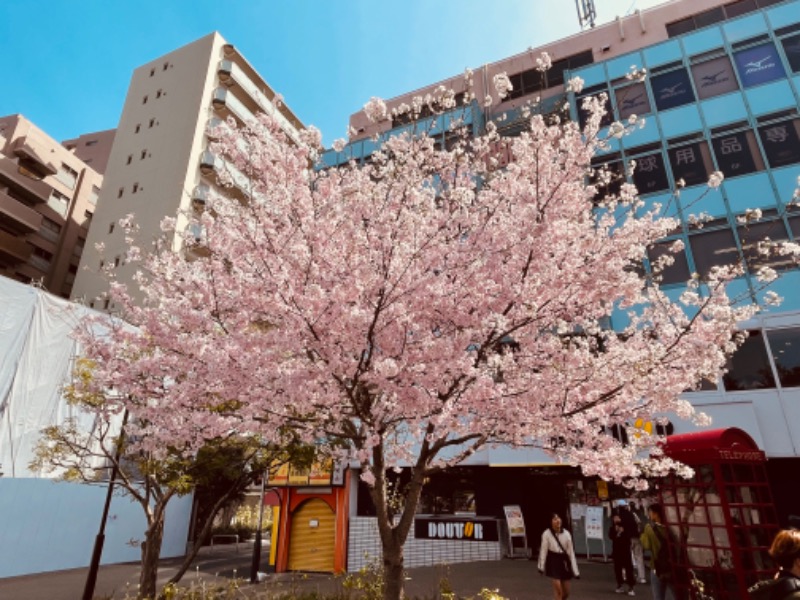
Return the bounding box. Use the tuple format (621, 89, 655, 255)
(538, 513, 580, 600)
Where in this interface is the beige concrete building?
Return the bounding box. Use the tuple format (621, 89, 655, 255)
(71, 32, 305, 309)
(63, 129, 117, 175)
(0, 114, 104, 298)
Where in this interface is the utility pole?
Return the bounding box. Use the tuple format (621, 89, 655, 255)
(249, 473, 268, 583)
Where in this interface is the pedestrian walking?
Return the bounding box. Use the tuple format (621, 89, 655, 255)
(640, 503, 678, 600)
(538, 512, 580, 600)
(629, 501, 647, 584)
(610, 505, 636, 596)
(749, 528, 800, 600)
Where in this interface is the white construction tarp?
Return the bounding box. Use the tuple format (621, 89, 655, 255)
(0, 276, 106, 477)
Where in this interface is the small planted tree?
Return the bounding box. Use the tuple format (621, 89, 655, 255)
(31, 358, 296, 599)
(72, 67, 797, 599)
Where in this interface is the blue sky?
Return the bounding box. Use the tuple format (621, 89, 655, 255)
(0, 0, 664, 146)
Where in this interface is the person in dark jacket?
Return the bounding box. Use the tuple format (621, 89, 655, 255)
(749, 528, 800, 600)
(610, 503, 637, 595)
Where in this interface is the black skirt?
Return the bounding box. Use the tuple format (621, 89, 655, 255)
(545, 550, 573, 580)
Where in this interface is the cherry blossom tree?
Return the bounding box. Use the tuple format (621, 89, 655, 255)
(75, 76, 760, 599)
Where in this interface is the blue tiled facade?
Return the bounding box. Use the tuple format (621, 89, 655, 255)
(568, 0, 800, 319)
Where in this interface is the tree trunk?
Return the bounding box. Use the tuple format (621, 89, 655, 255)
(165, 483, 245, 586)
(369, 443, 431, 600)
(382, 535, 406, 600)
(139, 514, 165, 599)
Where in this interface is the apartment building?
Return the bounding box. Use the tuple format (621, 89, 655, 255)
(63, 128, 117, 175)
(71, 32, 305, 308)
(313, 0, 800, 586)
(0, 114, 104, 298)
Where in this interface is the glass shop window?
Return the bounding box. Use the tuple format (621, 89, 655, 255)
(614, 82, 652, 120)
(766, 327, 800, 387)
(780, 34, 800, 74)
(589, 156, 624, 204)
(690, 55, 739, 100)
(757, 119, 800, 168)
(647, 239, 691, 285)
(651, 68, 696, 111)
(711, 129, 762, 178)
(723, 330, 776, 391)
(689, 226, 741, 279)
(736, 216, 792, 272)
(631, 151, 670, 194)
(668, 140, 713, 187)
(733, 42, 787, 88)
(577, 87, 613, 128)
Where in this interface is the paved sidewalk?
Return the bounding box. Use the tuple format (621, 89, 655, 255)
(0, 542, 642, 599)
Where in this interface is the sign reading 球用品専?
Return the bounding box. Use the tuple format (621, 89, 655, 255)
(734, 42, 787, 88)
(414, 517, 499, 542)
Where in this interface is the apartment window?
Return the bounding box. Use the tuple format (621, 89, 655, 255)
(725, 0, 758, 18)
(109, 223, 115, 234)
(506, 69, 544, 101)
(149, 118, 156, 128)
(651, 68, 696, 111)
(127, 155, 132, 165)
(690, 55, 739, 100)
(56, 163, 78, 189)
(30, 245, 54, 271)
(84, 209, 93, 221)
(47, 190, 70, 217)
(711, 128, 762, 177)
(143, 95, 149, 104)
(156, 89, 163, 98)
(135, 124, 141, 134)
(73, 237, 85, 257)
(85, 139, 98, 147)
(723, 330, 776, 390)
(630, 150, 670, 194)
(733, 41, 787, 88)
(780, 34, 800, 73)
(150, 67, 156, 77)
(163, 62, 169, 71)
(757, 117, 800, 168)
(547, 50, 594, 89)
(114, 256, 121, 268)
(668, 138, 713, 187)
(647, 239, 691, 285)
(89, 185, 100, 205)
(141, 150, 147, 160)
(40, 217, 62, 243)
(614, 82, 651, 120)
(132, 182, 139, 194)
(118, 187, 124, 199)
(767, 328, 800, 387)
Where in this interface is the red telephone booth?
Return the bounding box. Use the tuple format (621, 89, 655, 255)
(657, 428, 779, 600)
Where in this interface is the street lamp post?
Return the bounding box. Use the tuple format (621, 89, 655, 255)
(82, 409, 129, 600)
(249, 474, 268, 583)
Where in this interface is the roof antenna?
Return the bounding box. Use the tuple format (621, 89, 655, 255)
(576, 0, 597, 29)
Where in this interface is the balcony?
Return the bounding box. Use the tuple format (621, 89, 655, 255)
(0, 189, 42, 233)
(212, 87, 258, 126)
(0, 156, 53, 203)
(0, 229, 32, 265)
(12, 136, 58, 178)
(217, 60, 300, 144)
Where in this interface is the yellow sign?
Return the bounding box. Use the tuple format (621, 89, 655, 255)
(270, 459, 333, 487)
(596, 480, 609, 500)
